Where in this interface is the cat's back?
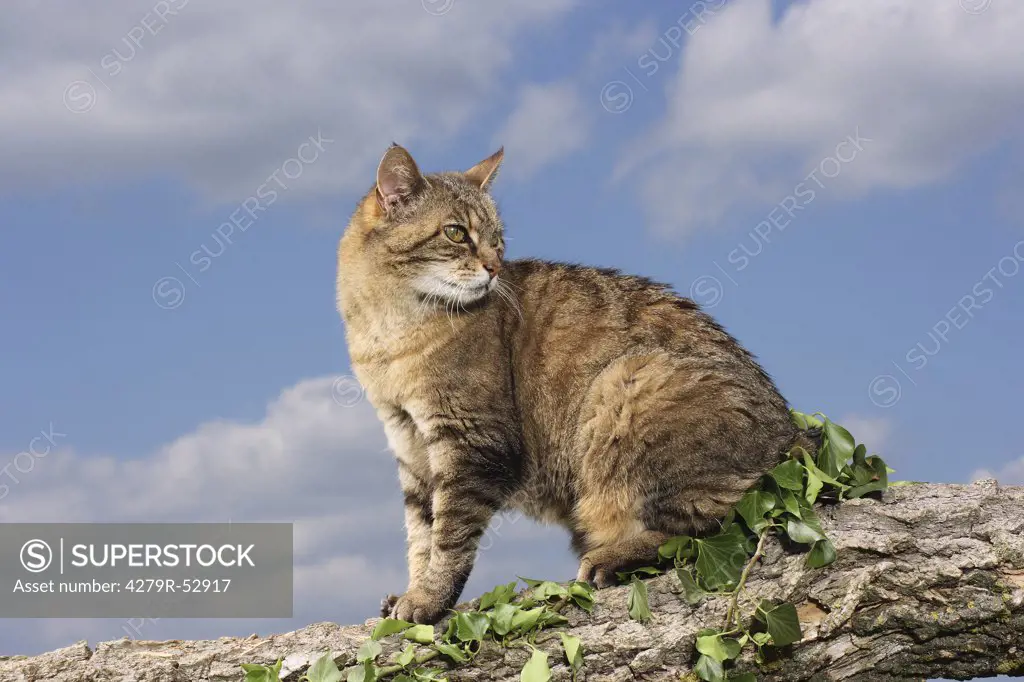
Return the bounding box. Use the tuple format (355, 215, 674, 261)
(501, 258, 736, 359)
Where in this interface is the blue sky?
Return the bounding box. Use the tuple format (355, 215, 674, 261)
(1, 0, 1023, 659)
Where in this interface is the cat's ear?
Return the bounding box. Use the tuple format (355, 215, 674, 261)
(464, 147, 504, 191)
(376, 144, 426, 216)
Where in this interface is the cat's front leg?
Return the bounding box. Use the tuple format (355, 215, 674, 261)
(389, 441, 516, 624)
(381, 461, 435, 617)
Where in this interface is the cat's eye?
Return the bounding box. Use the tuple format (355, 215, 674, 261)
(443, 224, 469, 244)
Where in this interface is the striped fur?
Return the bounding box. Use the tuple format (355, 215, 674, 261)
(337, 146, 799, 624)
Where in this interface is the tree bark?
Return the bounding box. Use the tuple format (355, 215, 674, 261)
(2, 482, 1023, 682)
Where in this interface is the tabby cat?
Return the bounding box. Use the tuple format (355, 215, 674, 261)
(336, 145, 804, 624)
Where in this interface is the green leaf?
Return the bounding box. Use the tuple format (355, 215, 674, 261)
(432, 643, 469, 663)
(559, 633, 584, 671)
(786, 517, 825, 544)
(403, 624, 435, 645)
(303, 654, 343, 682)
(694, 525, 748, 590)
(511, 606, 546, 633)
(729, 673, 757, 682)
(750, 632, 772, 646)
(520, 648, 551, 682)
(489, 602, 518, 637)
(791, 410, 824, 430)
(822, 418, 856, 476)
(736, 489, 776, 532)
(695, 634, 739, 663)
(518, 577, 544, 588)
(694, 654, 725, 682)
(658, 535, 692, 560)
(801, 448, 847, 489)
(396, 645, 416, 668)
(756, 601, 802, 647)
(242, 659, 283, 682)
(531, 580, 569, 601)
(347, 660, 377, 682)
(479, 581, 518, 610)
(771, 458, 804, 491)
(568, 581, 596, 612)
(804, 467, 823, 505)
(356, 640, 382, 664)
(780, 488, 802, 518)
(627, 577, 652, 623)
(847, 456, 889, 498)
(675, 568, 706, 605)
(807, 538, 837, 568)
(452, 612, 489, 643)
(371, 618, 413, 640)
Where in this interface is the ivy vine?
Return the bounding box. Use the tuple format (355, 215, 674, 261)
(242, 410, 891, 682)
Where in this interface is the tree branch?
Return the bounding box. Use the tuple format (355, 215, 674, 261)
(2, 482, 1022, 681)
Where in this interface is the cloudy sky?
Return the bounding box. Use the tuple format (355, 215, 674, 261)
(2, 0, 1023, 657)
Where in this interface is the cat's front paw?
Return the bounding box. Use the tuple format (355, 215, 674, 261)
(380, 593, 399, 618)
(388, 588, 445, 624)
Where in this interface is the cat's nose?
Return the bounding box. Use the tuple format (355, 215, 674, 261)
(482, 262, 500, 279)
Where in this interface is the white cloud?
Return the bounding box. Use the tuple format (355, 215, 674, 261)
(0, 376, 576, 655)
(494, 82, 591, 180)
(838, 414, 892, 454)
(971, 457, 1024, 485)
(620, 0, 1024, 236)
(0, 0, 576, 203)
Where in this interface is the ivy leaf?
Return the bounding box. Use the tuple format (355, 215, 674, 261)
(786, 517, 825, 544)
(804, 467, 823, 505)
(372, 619, 413, 640)
(346, 660, 377, 682)
(520, 648, 551, 682)
(403, 625, 434, 645)
(658, 535, 693, 561)
(780, 488, 802, 518)
(675, 568, 706, 605)
(771, 458, 804, 491)
(801, 448, 847, 490)
(756, 601, 803, 647)
(396, 645, 417, 668)
(695, 633, 739, 663)
(242, 660, 283, 682)
(694, 654, 725, 682)
(750, 632, 772, 647)
(531, 581, 569, 602)
(479, 581, 518, 610)
(432, 643, 469, 664)
(490, 603, 518, 637)
(452, 612, 489, 643)
(568, 581, 596, 612)
(730, 673, 757, 682)
(736, 489, 776, 532)
(559, 633, 584, 671)
(790, 410, 824, 430)
(511, 606, 546, 633)
(616, 565, 661, 582)
(847, 456, 889, 498)
(694, 525, 748, 590)
(822, 418, 856, 476)
(627, 576, 652, 623)
(356, 640, 383, 663)
(807, 538, 837, 568)
(303, 654, 343, 682)
(518, 577, 544, 588)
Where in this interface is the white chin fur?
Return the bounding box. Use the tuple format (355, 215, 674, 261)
(414, 274, 491, 306)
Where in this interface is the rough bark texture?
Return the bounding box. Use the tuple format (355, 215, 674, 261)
(2, 482, 1023, 682)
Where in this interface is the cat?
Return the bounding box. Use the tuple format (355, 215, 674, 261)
(336, 145, 805, 625)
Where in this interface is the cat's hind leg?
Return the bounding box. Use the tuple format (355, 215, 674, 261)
(575, 529, 670, 588)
